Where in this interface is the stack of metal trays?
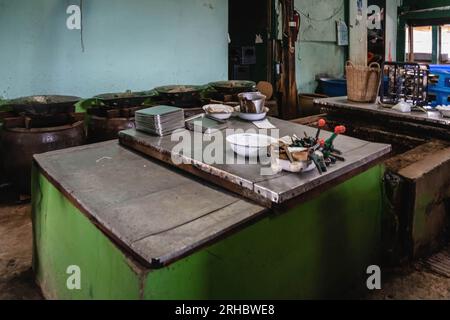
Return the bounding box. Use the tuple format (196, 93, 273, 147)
(135, 105, 185, 136)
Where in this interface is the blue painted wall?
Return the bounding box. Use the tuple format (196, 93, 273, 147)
(0, 0, 228, 99)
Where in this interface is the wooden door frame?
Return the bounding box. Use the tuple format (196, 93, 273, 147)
(277, 0, 299, 120)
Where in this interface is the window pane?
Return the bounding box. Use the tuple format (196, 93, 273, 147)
(413, 26, 432, 54)
(441, 25, 450, 63)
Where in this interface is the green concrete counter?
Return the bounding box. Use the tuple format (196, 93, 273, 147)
(32, 140, 387, 299)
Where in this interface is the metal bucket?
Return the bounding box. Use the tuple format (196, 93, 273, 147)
(238, 92, 266, 114)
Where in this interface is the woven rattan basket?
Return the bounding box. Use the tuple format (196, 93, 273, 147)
(346, 61, 381, 103)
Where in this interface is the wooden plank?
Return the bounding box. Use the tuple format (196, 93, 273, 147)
(278, 0, 299, 120)
(349, 0, 368, 66)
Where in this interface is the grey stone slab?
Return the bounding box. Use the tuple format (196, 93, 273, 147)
(34, 141, 267, 267)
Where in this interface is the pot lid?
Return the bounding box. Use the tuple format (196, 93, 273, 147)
(5, 95, 82, 108)
(209, 80, 256, 90)
(4, 95, 81, 116)
(154, 85, 203, 94)
(94, 90, 157, 100)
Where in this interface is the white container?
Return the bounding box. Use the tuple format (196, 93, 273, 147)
(226, 133, 277, 158)
(202, 104, 234, 120)
(274, 159, 316, 173)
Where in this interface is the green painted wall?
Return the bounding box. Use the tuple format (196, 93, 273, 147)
(295, 0, 346, 93)
(0, 0, 228, 99)
(33, 164, 385, 299)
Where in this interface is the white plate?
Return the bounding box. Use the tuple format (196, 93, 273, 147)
(237, 107, 270, 122)
(203, 104, 234, 120)
(275, 159, 316, 173)
(226, 133, 277, 158)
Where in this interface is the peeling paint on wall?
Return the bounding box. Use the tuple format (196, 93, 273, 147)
(295, 0, 346, 93)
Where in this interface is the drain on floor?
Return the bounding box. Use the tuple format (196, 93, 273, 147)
(419, 246, 450, 278)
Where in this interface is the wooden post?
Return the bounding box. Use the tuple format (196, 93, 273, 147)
(432, 26, 439, 64)
(397, 17, 407, 62)
(408, 25, 414, 62)
(278, 0, 299, 120)
(349, 0, 368, 66)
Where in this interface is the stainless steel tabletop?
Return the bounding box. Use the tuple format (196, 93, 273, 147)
(34, 141, 267, 268)
(119, 117, 391, 207)
(315, 97, 450, 128)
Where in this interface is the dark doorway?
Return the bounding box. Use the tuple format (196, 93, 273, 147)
(228, 0, 273, 84)
(368, 0, 386, 64)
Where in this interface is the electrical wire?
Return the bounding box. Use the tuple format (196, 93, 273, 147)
(295, 3, 344, 22)
(80, 0, 85, 52)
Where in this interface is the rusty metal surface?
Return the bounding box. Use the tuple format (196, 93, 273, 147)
(315, 97, 450, 128)
(119, 117, 392, 206)
(33, 141, 267, 267)
(2, 121, 85, 194)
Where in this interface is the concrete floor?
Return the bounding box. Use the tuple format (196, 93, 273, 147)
(0, 203, 42, 300)
(0, 202, 449, 300)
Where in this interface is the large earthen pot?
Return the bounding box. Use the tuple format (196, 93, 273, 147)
(1, 121, 85, 194)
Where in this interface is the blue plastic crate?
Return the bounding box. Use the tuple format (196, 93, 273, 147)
(428, 87, 450, 107)
(429, 64, 450, 72)
(429, 69, 450, 89)
(318, 79, 347, 97)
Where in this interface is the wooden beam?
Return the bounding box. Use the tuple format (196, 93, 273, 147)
(408, 25, 414, 62)
(349, 0, 368, 65)
(278, 0, 299, 120)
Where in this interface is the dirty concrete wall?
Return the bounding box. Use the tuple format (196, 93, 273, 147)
(0, 0, 228, 99)
(295, 0, 346, 93)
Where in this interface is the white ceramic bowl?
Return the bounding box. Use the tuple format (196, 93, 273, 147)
(203, 104, 234, 120)
(226, 133, 277, 158)
(237, 107, 270, 122)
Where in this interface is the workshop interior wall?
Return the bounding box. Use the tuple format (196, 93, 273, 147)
(0, 0, 228, 99)
(295, 0, 346, 94)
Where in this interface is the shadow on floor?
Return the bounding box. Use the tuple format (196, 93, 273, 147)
(0, 268, 42, 300)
